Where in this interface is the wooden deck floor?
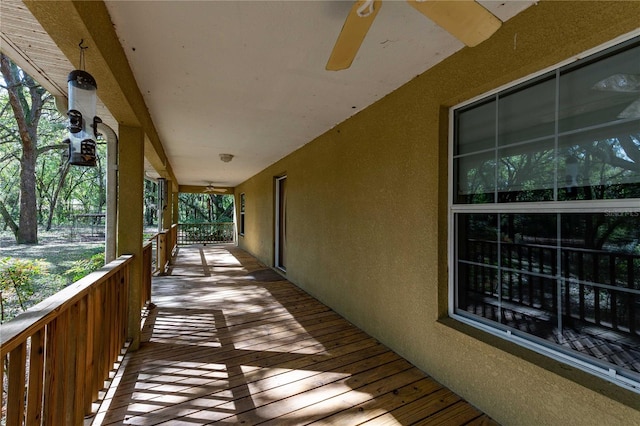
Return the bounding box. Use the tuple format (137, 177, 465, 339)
(91, 245, 497, 426)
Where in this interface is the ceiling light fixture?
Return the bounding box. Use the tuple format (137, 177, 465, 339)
(219, 153, 234, 163)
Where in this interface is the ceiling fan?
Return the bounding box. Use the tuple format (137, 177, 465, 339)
(326, 0, 502, 71)
(204, 183, 228, 193)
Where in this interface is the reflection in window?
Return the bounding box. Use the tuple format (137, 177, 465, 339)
(497, 140, 555, 202)
(451, 36, 640, 390)
(453, 40, 640, 205)
(558, 134, 640, 201)
(456, 213, 640, 376)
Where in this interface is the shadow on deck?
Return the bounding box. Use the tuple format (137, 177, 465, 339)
(91, 244, 497, 425)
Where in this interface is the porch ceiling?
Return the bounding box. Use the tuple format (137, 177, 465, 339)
(0, 0, 534, 188)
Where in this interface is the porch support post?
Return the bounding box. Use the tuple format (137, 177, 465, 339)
(117, 125, 144, 350)
(163, 180, 174, 230)
(172, 190, 180, 225)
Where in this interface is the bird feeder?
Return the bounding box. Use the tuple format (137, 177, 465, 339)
(67, 69, 100, 166)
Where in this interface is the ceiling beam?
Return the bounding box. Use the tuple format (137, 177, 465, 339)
(22, 0, 177, 184)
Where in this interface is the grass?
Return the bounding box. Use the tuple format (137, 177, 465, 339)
(0, 229, 105, 274)
(0, 228, 105, 323)
(0, 225, 161, 323)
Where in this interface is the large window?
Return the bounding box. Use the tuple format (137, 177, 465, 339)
(450, 36, 640, 392)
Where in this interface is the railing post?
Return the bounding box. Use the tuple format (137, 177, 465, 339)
(158, 231, 167, 275)
(169, 224, 178, 263)
(142, 242, 152, 307)
(1, 256, 135, 425)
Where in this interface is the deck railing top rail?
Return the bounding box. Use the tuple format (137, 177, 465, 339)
(177, 222, 234, 245)
(1, 254, 136, 425)
(468, 238, 640, 258)
(0, 255, 133, 355)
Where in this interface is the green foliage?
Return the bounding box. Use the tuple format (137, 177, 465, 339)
(63, 252, 105, 283)
(0, 257, 47, 322)
(178, 193, 234, 223)
(1, 57, 108, 236)
(144, 179, 158, 226)
(0, 237, 104, 323)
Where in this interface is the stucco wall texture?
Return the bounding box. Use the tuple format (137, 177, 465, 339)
(235, 2, 640, 425)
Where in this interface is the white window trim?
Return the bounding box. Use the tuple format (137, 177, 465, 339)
(447, 30, 640, 393)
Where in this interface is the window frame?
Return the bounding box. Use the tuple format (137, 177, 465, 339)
(448, 31, 640, 393)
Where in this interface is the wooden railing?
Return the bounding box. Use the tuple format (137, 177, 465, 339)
(167, 224, 177, 257)
(147, 224, 179, 275)
(0, 256, 133, 425)
(461, 239, 640, 335)
(142, 242, 153, 309)
(177, 222, 234, 245)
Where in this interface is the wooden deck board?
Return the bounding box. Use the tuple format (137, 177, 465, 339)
(92, 244, 497, 426)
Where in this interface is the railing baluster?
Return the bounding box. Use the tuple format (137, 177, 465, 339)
(594, 253, 600, 325)
(539, 246, 545, 310)
(506, 243, 513, 301)
(610, 254, 617, 330)
(563, 250, 571, 325)
(85, 287, 97, 409)
(74, 297, 88, 423)
(26, 328, 45, 425)
(122, 269, 130, 345)
(518, 244, 523, 304)
(578, 251, 585, 322)
(475, 262, 480, 295)
(486, 241, 493, 294)
(107, 276, 115, 373)
(44, 314, 66, 424)
(0, 352, 4, 423)
(629, 256, 636, 336)
(63, 306, 76, 424)
(106, 270, 113, 382)
(551, 247, 557, 312)
(94, 283, 105, 402)
(6, 342, 27, 426)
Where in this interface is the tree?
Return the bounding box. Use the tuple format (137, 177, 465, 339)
(0, 55, 81, 241)
(0, 54, 65, 243)
(178, 193, 234, 223)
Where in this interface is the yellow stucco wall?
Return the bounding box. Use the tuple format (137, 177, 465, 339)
(235, 2, 640, 424)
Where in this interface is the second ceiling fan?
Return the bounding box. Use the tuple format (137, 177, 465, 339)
(204, 183, 228, 193)
(326, 0, 503, 71)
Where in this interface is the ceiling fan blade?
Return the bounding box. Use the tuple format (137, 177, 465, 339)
(326, 0, 382, 71)
(204, 186, 228, 193)
(407, 0, 502, 47)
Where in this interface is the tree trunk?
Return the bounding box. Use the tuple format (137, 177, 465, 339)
(18, 147, 38, 243)
(46, 160, 70, 231)
(1, 54, 46, 244)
